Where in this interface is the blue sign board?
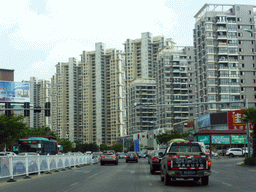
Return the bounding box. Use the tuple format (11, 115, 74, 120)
(0, 81, 30, 102)
(198, 114, 210, 128)
(134, 140, 139, 152)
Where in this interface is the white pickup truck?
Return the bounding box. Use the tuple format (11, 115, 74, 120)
(160, 142, 211, 186)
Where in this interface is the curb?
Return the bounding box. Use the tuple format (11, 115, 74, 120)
(236, 162, 244, 166)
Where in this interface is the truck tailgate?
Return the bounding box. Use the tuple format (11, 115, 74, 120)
(170, 155, 209, 170)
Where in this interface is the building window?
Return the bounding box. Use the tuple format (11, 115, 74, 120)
(249, 10, 252, 14)
(241, 87, 244, 91)
(240, 56, 244, 60)
(253, 64, 255, 68)
(255, 95, 256, 99)
(254, 87, 256, 91)
(239, 48, 243, 52)
(241, 64, 245, 68)
(250, 18, 252, 22)
(252, 56, 255, 60)
(253, 72, 256, 75)
(238, 33, 243, 37)
(241, 79, 245, 83)
(251, 41, 254, 45)
(240, 71, 244, 75)
(237, 18, 241, 21)
(254, 79, 256, 83)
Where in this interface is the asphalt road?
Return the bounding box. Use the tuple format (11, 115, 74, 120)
(0, 157, 255, 192)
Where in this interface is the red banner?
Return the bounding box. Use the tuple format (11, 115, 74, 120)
(228, 110, 253, 131)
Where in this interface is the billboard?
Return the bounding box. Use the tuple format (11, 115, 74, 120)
(210, 112, 227, 125)
(0, 81, 30, 102)
(134, 140, 139, 152)
(228, 110, 253, 131)
(212, 135, 230, 144)
(231, 135, 247, 144)
(198, 135, 210, 144)
(198, 114, 210, 128)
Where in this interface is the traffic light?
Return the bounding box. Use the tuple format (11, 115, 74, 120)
(24, 102, 30, 117)
(45, 102, 50, 116)
(147, 134, 149, 139)
(5, 102, 11, 117)
(137, 134, 140, 139)
(34, 107, 41, 113)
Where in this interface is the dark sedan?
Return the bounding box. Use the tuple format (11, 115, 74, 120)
(149, 149, 165, 174)
(125, 152, 138, 163)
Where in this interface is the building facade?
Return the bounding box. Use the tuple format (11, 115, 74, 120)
(28, 77, 51, 129)
(78, 43, 125, 145)
(51, 58, 78, 142)
(128, 79, 157, 134)
(123, 32, 174, 133)
(194, 4, 256, 116)
(156, 46, 195, 130)
(0, 68, 14, 82)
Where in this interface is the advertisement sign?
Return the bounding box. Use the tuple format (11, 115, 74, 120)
(212, 135, 230, 144)
(198, 114, 210, 128)
(228, 110, 253, 131)
(198, 135, 210, 144)
(134, 140, 139, 152)
(231, 135, 247, 144)
(187, 120, 194, 128)
(0, 81, 30, 102)
(210, 112, 227, 125)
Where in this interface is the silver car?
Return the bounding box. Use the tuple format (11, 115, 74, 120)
(101, 150, 118, 165)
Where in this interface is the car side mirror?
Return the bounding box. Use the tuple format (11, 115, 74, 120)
(158, 152, 164, 157)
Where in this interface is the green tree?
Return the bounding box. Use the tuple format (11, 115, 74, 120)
(156, 130, 192, 145)
(26, 126, 57, 138)
(241, 108, 256, 157)
(100, 144, 111, 151)
(0, 114, 30, 150)
(111, 143, 123, 152)
(57, 138, 74, 153)
(128, 142, 134, 151)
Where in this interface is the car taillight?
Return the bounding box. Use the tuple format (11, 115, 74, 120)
(167, 161, 171, 166)
(100, 155, 105, 158)
(112, 155, 116, 157)
(134, 155, 138, 157)
(126, 155, 129, 158)
(208, 161, 211, 166)
(152, 157, 159, 162)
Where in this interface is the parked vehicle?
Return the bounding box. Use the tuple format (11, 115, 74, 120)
(148, 150, 155, 164)
(226, 148, 246, 157)
(119, 152, 126, 159)
(149, 149, 165, 174)
(138, 152, 146, 158)
(126, 152, 138, 163)
(18, 152, 39, 156)
(160, 142, 211, 186)
(0, 152, 17, 156)
(100, 150, 118, 165)
(92, 152, 102, 159)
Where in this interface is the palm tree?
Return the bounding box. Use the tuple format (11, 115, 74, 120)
(241, 108, 256, 157)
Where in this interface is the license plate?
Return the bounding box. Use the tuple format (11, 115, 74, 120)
(106, 156, 111, 158)
(130, 156, 133, 158)
(184, 171, 195, 175)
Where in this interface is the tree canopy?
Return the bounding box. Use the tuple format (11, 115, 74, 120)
(0, 114, 30, 150)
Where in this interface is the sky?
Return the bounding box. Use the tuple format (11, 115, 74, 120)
(1, 0, 256, 82)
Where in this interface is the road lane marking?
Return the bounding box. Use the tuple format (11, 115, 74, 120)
(211, 170, 219, 173)
(130, 170, 135, 173)
(87, 170, 106, 179)
(222, 182, 232, 186)
(70, 182, 79, 187)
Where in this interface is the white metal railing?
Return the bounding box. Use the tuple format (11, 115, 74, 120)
(0, 154, 99, 181)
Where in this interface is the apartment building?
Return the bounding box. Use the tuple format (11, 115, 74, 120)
(156, 46, 195, 130)
(29, 77, 51, 129)
(123, 32, 174, 132)
(0, 68, 14, 82)
(51, 58, 78, 142)
(78, 43, 125, 145)
(128, 79, 157, 135)
(194, 4, 256, 116)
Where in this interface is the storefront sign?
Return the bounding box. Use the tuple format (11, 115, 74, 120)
(231, 135, 247, 144)
(212, 135, 230, 144)
(198, 135, 210, 144)
(228, 110, 253, 131)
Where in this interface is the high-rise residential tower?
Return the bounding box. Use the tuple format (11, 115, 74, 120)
(194, 4, 256, 116)
(156, 46, 195, 130)
(29, 77, 51, 129)
(51, 58, 78, 142)
(78, 43, 125, 145)
(123, 32, 174, 132)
